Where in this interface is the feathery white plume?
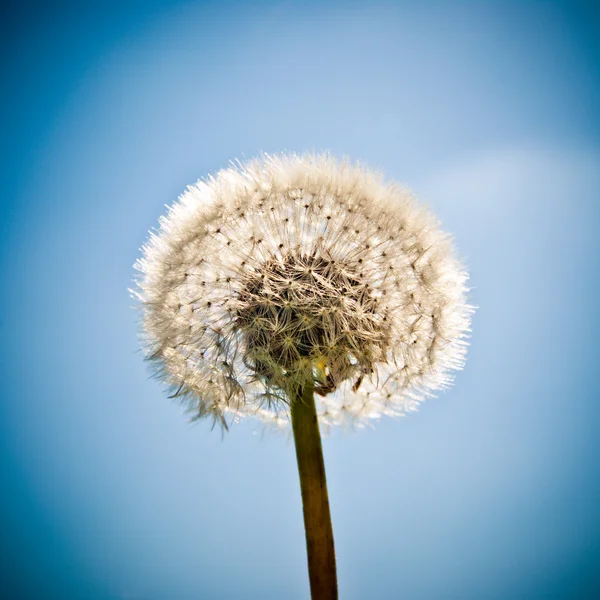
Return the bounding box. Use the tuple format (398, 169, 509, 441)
(133, 154, 473, 430)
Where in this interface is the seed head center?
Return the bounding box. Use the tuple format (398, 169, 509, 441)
(234, 252, 388, 395)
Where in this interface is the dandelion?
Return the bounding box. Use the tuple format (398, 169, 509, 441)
(132, 153, 473, 599)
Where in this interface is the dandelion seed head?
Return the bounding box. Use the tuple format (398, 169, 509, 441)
(133, 154, 473, 429)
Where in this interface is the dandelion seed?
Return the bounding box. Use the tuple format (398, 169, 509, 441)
(133, 153, 472, 428)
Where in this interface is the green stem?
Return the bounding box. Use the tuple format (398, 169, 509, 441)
(290, 380, 338, 600)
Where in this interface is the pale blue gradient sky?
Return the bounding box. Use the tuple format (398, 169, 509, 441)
(1, 2, 599, 598)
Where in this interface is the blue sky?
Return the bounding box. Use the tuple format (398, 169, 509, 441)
(1, 1, 599, 598)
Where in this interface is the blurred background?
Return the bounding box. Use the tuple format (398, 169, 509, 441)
(1, 1, 599, 598)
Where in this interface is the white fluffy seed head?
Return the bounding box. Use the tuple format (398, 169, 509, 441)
(132, 154, 473, 430)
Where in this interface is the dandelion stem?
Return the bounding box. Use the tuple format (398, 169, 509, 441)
(291, 380, 338, 600)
